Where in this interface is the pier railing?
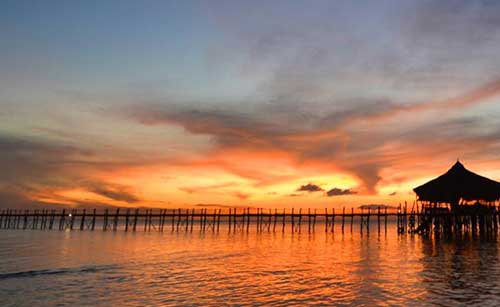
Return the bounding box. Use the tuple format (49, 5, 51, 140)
(0, 207, 400, 234)
(0, 205, 498, 235)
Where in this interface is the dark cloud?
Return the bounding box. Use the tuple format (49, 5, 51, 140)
(0, 135, 92, 208)
(326, 188, 357, 197)
(0, 135, 144, 208)
(0, 188, 119, 210)
(297, 183, 323, 192)
(87, 183, 139, 203)
(0, 135, 92, 186)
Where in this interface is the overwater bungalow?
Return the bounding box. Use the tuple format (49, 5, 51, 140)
(413, 161, 500, 234)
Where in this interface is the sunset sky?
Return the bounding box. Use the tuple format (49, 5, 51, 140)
(2, 1, 500, 209)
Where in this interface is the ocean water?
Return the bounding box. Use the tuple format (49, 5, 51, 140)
(1, 222, 500, 307)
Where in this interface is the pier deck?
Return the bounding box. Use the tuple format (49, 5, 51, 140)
(0, 205, 498, 235)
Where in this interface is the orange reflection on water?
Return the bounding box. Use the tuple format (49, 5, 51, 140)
(1, 223, 499, 306)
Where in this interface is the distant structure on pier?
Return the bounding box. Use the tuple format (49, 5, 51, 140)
(413, 161, 500, 234)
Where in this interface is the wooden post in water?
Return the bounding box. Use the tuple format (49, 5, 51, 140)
(350, 208, 354, 232)
(206, 208, 210, 231)
(247, 208, 251, 233)
(39, 210, 43, 230)
(267, 209, 272, 232)
(273, 209, 277, 232)
(367, 208, 370, 233)
(10, 210, 15, 229)
(24, 210, 30, 230)
(341, 207, 345, 233)
(104, 209, 109, 231)
(405, 203, 408, 233)
(360, 208, 364, 234)
(40, 210, 45, 230)
(163, 209, 168, 232)
(32, 210, 37, 230)
(257, 208, 261, 232)
(24, 210, 28, 229)
(59, 209, 66, 231)
(282, 208, 286, 233)
(171, 209, 177, 232)
(177, 208, 182, 231)
(125, 209, 130, 232)
(190, 209, 194, 232)
(80, 209, 86, 231)
(256, 208, 260, 232)
(201, 209, 206, 232)
(291, 208, 295, 233)
(91, 209, 96, 231)
(112, 208, 118, 231)
(308, 208, 311, 233)
(11, 210, 15, 229)
(377, 206, 381, 233)
(210, 209, 216, 232)
(234, 208, 238, 231)
(4, 210, 8, 229)
(158, 209, 163, 232)
(3, 210, 7, 229)
(143, 209, 148, 232)
(69, 209, 76, 230)
(49, 210, 55, 230)
(12, 210, 17, 229)
(148, 209, 153, 231)
(384, 207, 388, 233)
(38, 210, 43, 229)
(217, 209, 221, 232)
(44, 209, 49, 229)
(2, 210, 6, 229)
(324, 208, 329, 232)
(298, 208, 302, 234)
(18, 210, 23, 229)
(9, 210, 14, 229)
(13, 210, 17, 229)
(332, 208, 335, 233)
(12, 209, 17, 229)
(313, 209, 317, 231)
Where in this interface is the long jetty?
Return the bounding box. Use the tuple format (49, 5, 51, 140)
(0, 204, 498, 235)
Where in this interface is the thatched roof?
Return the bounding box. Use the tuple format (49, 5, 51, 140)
(413, 161, 500, 203)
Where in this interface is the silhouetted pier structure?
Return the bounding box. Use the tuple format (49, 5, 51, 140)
(413, 161, 500, 236)
(0, 206, 404, 234)
(0, 203, 498, 235)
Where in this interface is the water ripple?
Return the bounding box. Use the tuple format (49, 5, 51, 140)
(0, 264, 119, 280)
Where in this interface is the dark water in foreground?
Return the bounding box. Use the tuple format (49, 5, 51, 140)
(1, 223, 500, 307)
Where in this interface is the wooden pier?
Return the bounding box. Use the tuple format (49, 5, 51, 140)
(0, 204, 498, 236)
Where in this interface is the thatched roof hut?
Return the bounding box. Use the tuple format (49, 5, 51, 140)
(413, 161, 500, 205)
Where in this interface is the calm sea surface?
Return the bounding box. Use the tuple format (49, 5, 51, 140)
(1, 222, 500, 307)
